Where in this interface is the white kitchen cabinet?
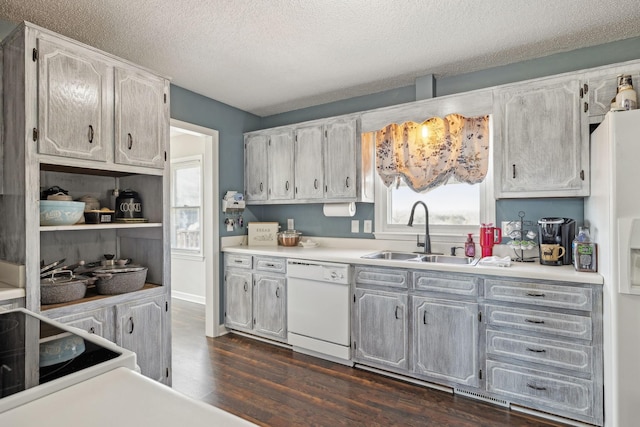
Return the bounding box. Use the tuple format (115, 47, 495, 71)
(115, 295, 170, 384)
(584, 65, 640, 122)
(412, 296, 479, 387)
(294, 125, 324, 200)
(224, 268, 253, 331)
(353, 288, 409, 372)
(114, 67, 168, 169)
(324, 118, 357, 200)
(244, 133, 269, 202)
(267, 130, 295, 201)
(253, 274, 286, 340)
(224, 254, 288, 343)
(494, 75, 589, 198)
(36, 34, 110, 162)
(1, 22, 172, 385)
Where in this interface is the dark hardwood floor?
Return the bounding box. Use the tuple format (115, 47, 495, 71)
(171, 298, 566, 427)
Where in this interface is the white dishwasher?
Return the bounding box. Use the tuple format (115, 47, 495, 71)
(286, 259, 352, 365)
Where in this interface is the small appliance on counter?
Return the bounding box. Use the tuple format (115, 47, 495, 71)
(537, 217, 575, 266)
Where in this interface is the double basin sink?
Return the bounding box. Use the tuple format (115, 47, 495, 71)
(361, 250, 479, 266)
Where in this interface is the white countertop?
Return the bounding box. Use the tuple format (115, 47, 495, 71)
(223, 241, 603, 285)
(0, 367, 256, 427)
(0, 282, 25, 301)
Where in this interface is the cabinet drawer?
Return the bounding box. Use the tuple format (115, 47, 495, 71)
(484, 279, 592, 311)
(486, 330, 592, 374)
(413, 272, 479, 296)
(355, 266, 408, 289)
(255, 256, 286, 274)
(485, 304, 592, 341)
(225, 254, 252, 269)
(487, 361, 594, 420)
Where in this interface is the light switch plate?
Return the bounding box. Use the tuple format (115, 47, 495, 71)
(364, 220, 372, 233)
(287, 218, 294, 230)
(351, 220, 360, 233)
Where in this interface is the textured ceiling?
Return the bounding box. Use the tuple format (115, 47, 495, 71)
(1, 0, 640, 116)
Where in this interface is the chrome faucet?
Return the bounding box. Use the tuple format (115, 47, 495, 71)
(407, 201, 434, 254)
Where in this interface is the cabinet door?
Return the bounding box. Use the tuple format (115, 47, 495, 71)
(353, 288, 408, 371)
(115, 295, 168, 384)
(51, 307, 115, 342)
(253, 274, 286, 340)
(244, 133, 268, 202)
(587, 68, 640, 119)
(114, 67, 167, 168)
(37, 37, 110, 161)
(294, 125, 324, 200)
(412, 296, 479, 386)
(495, 77, 589, 198)
(324, 119, 357, 199)
(224, 270, 253, 331)
(267, 130, 294, 200)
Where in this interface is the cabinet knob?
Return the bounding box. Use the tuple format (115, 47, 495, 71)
(127, 133, 133, 150)
(88, 125, 94, 143)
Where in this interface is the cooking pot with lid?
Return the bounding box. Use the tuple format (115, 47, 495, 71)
(116, 189, 143, 219)
(40, 271, 95, 304)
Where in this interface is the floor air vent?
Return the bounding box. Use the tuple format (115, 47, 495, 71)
(454, 388, 509, 408)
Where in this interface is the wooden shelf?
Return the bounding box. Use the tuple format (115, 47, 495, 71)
(40, 283, 162, 311)
(40, 222, 162, 232)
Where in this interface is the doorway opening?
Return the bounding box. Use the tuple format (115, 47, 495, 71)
(169, 119, 220, 337)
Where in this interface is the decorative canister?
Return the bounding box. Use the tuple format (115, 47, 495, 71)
(115, 189, 143, 219)
(616, 74, 637, 110)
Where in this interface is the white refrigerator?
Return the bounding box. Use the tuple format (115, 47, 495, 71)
(585, 109, 640, 427)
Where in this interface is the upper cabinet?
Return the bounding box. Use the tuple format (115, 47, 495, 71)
(33, 29, 168, 171)
(584, 65, 640, 122)
(37, 36, 111, 162)
(494, 76, 589, 198)
(244, 117, 374, 204)
(114, 68, 168, 168)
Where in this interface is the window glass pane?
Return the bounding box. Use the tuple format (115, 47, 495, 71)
(389, 179, 480, 226)
(174, 166, 201, 207)
(171, 207, 200, 250)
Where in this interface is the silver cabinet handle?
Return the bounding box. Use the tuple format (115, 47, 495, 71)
(128, 317, 134, 334)
(345, 176, 350, 188)
(127, 133, 133, 150)
(88, 125, 94, 143)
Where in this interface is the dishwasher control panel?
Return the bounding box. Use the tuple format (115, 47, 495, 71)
(287, 259, 350, 284)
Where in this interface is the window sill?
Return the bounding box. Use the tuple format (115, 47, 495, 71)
(373, 231, 473, 244)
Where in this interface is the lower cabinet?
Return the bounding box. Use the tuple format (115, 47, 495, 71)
(352, 288, 408, 371)
(224, 254, 287, 343)
(46, 291, 171, 385)
(115, 295, 169, 384)
(411, 296, 479, 387)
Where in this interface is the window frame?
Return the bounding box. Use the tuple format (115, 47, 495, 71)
(170, 155, 204, 259)
(373, 124, 496, 243)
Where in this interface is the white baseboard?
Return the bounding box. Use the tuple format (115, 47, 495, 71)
(171, 290, 205, 305)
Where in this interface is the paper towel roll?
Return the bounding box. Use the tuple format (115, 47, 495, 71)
(323, 202, 356, 217)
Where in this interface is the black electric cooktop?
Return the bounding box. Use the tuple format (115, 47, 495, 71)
(0, 310, 121, 399)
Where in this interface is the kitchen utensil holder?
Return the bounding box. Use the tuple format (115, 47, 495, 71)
(505, 211, 538, 262)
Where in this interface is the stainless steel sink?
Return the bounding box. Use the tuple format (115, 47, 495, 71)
(361, 251, 423, 261)
(361, 251, 478, 266)
(420, 255, 479, 266)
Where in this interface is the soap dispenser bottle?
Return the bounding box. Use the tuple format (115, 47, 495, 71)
(465, 233, 476, 257)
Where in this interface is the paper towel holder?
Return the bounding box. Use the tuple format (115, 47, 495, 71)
(322, 202, 356, 217)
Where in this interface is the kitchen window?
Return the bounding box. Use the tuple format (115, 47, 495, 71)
(170, 156, 203, 257)
(373, 132, 495, 243)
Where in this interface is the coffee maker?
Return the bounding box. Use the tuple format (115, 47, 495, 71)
(537, 217, 576, 266)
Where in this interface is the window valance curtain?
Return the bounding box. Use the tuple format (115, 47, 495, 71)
(375, 114, 490, 193)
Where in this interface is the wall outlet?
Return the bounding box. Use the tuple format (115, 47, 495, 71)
(287, 218, 294, 230)
(364, 220, 372, 233)
(351, 220, 360, 233)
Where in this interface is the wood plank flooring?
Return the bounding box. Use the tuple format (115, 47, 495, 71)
(171, 298, 567, 427)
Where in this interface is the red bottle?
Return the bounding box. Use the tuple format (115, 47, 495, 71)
(480, 224, 502, 257)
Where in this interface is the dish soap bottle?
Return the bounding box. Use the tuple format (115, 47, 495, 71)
(573, 227, 597, 272)
(465, 233, 476, 257)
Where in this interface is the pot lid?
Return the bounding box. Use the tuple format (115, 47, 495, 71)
(41, 273, 91, 286)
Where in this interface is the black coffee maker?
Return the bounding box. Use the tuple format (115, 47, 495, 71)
(537, 217, 575, 266)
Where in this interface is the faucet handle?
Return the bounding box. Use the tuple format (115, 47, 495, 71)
(416, 234, 425, 248)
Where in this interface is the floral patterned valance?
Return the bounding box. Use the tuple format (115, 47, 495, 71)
(375, 114, 490, 193)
